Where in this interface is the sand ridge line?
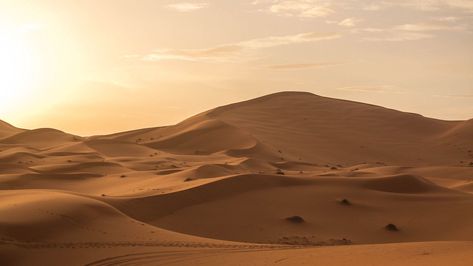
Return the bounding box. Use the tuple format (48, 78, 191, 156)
(0, 239, 318, 250)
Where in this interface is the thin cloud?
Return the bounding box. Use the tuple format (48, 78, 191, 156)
(166, 2, 209, 12)
(256, 0, 473, 15)
(266, 62, 342, 70)
(143, 32, 341, 62)
(357, 19, 465, 42)
(362, 0, 473, 13)
(143, 45, 242, 62)
(338, 18, 361, 27)
(434, 16, 460, 22)
(363, 31, 434, 42)
(433, 94, 473, 99)
(336, 85, 404, 94)
(239, 32, 340, 48)
(254, 0, 334, 18)
(394, 22, 466, 32)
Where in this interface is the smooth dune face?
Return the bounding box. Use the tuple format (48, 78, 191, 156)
(1, 92, 473, 265)
(0, 121, 23, 139)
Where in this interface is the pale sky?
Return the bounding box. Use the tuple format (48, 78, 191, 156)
(0, 0, 472, 135)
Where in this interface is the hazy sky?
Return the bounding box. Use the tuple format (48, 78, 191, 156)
(0, 0, 472, 135)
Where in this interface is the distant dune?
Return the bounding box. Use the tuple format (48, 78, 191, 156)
(1, 91, 473, 265)
(94, 91, 472, 165)
(0, 120, 24, 139)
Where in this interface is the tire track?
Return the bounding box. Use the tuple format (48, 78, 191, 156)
(1, 238, 332, 265)
(85, 247, 292, 266)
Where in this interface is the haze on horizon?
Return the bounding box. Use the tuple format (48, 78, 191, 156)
(0, 0, 472, 135)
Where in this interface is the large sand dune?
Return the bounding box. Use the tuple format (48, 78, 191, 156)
(1, 91, 472, 265)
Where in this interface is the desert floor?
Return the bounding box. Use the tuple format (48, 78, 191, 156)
(1, 92, 473, 265)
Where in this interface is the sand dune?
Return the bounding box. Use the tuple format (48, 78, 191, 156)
(106, 173, 473, 245)
(1, 91, 473, 265)
(93, 91, 471, 165)
(1, 128, 81, 149)
(0, 120, 24, 139)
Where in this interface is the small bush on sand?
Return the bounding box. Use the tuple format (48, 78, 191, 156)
(339, 199, 351, 206)
(285, 216, 305, 223)
(385, 224, 399, 232)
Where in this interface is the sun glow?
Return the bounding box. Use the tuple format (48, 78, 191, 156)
(0, 25, 42, 115)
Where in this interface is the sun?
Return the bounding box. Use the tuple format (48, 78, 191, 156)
(0, 26, 42, 115)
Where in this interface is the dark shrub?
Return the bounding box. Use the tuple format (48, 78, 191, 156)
(339, 199, 351, 206)
(385, 224, 399, 231)
(285, 216, 305, 223)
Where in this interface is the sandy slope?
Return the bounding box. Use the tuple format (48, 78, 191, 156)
(1, 91, 473, 265)
(108, 173, 473, 245)
(0, 121, 24, 139)
(1, 241, 472, 266)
